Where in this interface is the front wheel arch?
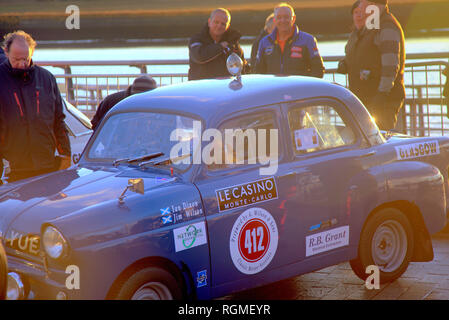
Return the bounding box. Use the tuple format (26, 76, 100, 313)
(106, 257, 189, 300)
(363, 201, 433, 262)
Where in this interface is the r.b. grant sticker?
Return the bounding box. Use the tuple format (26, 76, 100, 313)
(215, 177, 278, 212)
(395, 141, 439, 160)
(306, 226, 349, 257)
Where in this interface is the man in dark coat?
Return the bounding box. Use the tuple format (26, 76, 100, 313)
(254, 3, 325, 78)
(337, 1, 363, 75)
(0, 31, 71, 183)
(344, 0, 406, 131)
(250, 13, 274, 71)
(91, 75, 157, 131)
(188, 8, 247, 80)
(0, 47, 6, 64)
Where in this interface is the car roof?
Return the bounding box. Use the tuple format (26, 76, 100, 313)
(111, 75, 353, 124)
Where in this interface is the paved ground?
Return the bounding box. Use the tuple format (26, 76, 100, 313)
(223, 231, 449, 300)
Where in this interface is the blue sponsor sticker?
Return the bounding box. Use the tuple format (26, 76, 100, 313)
(197, 270, 207, 288)
(160, 207, 171, 215)
(162, 215, 173, 224)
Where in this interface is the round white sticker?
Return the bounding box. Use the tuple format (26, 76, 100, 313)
(229, 207, 278, 275)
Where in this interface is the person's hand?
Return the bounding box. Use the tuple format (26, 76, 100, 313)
(58, 155, 71, 170)
(220, 41, 229, 48)
(337, 60, 347, 74)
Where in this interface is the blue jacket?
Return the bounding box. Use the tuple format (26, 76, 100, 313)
(254, 25, 324, 78)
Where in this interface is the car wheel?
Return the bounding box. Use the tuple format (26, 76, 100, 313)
(114, 267, 182, 300)
(350, 207, 414, 284)
(0, 242, 7, 300)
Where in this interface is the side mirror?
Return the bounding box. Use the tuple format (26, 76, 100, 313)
(118, 178, 144, 204)
(128, 178, 144, 195)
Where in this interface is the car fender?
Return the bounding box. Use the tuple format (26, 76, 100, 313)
(46, 183, 211, 299)
(347, 161, 445, 261)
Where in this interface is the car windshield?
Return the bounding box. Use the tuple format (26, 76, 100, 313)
(87, 112, 197, 171)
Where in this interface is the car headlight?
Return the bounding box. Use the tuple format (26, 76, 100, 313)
(42, 226, 68, 259)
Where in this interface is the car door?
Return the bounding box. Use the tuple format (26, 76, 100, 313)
(194, 105, 303, 290)
(282, 98, 377, 265)
(194, 101, 357, 295)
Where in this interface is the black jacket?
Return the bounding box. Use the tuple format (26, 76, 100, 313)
(188, 23, 247, 80)
(344, 9, 405, 105)
(0, 61, 71, 172)
(91, 87, 131, 131)
(250, 29, 268, 71)
(0, 48, 6, 65)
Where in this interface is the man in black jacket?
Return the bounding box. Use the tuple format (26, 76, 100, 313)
(343, 0, 405, 131)
(0, 31, 71, 182)
(188, 8, 247, 80)
(91, 75, 157, 131)
(250, 13, 274, 71)
(0, 47, 6, 64)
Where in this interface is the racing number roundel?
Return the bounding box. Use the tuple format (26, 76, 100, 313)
(230, 207, 278, 274)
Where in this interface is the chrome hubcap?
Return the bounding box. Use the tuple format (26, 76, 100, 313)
(371, 220, 407, 273)
(131, 282, 173, 300)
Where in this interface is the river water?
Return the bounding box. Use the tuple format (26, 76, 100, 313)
(33, 36, 449, 76)
(32, 36, 449, 136)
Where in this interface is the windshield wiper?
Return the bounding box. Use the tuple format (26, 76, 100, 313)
(113, 152, 164, 167)
(139, 153, 191, 169)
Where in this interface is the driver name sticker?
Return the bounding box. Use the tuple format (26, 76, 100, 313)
(294, 128, 319, 151)
(395, 141, 439, 160)
(173, 222, 207, 252)
(230, 207, 278, 275)
(306, 226, 349, 257)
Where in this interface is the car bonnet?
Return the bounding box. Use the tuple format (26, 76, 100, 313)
(0, 166, 176, 244)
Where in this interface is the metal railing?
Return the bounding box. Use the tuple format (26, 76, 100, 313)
(37, 52, 449, 135)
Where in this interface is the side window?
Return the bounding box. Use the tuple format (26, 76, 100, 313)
(288, 104, 355, 155)
(208, 112, 279, 171)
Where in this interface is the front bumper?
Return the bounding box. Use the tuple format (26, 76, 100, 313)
(7, 254, 78, 300)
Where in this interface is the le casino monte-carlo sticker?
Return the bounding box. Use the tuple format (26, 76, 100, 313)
(215, 177, 278, 212)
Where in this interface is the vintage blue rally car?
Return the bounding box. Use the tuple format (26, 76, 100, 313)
(0, 72, 449, 300)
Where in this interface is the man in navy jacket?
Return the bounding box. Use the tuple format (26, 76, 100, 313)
(254, 3, 325, 78)
(0, 31, 71, 182)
